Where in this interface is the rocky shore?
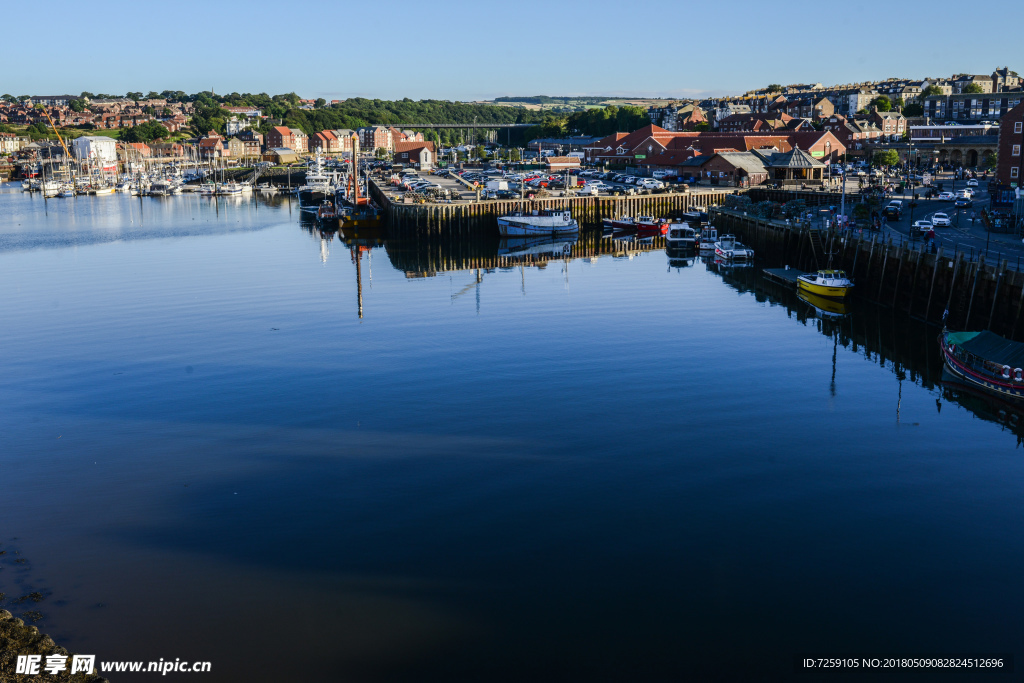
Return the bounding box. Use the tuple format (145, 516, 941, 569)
(0, 610, 107, 683)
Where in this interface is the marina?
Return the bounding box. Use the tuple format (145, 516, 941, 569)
(2, 182, 1024, 681)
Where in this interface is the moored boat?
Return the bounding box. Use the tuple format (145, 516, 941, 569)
(602, 215, 670, 236)
(714, 234, 754, 261)
(698, 226, 718, 251)
(796, 269, 853, 299)
(940, 329, 1024, 401)
(666, 223, 697, 250)
(498, 209, 578, 237)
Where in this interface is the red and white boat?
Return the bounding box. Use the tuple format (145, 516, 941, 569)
(602, 215, 670, 236)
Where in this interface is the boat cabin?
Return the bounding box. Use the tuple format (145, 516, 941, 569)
(807, 270, 851, 285)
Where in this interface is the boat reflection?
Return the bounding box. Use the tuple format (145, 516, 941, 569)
(498, 235, 576, 260)
(797, 289, 850, 318)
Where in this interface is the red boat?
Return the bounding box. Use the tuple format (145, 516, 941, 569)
(601, 215, 670, 236)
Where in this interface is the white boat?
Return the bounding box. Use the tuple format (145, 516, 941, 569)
(41, 181, 61, 198)
(714, 234, 755, 261)
(258, 183, 278, 195)
(149, 180, 173, 196)
(698, 226, 718, 251)
(57, 184, 75, 198)
(497, 209, 578, 237)
(217, 182, 243, 196)
(92, 185, 115, 196)
(666, 222, 697, 250)
(198, 183, 217, 196)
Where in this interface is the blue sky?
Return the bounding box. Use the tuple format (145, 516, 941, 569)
(5, 0, 1020, 101)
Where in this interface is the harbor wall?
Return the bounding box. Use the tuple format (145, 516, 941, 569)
(712, 208, 1024, 340)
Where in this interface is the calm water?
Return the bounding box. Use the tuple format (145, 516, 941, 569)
(1, 185, 1021, 682)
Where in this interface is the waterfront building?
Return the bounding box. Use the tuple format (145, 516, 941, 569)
(71, 135, 118, 167)
(267, 126, 308, 154)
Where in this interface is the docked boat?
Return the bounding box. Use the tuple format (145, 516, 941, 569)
(41, 181, 61, 198)
(198, 183, 217, 196)
(666, 223, 697, 250)
(796, 269, 853, 299)
(602, 215, 670, 236)
(698, 226, 718, 251)
(714, 234, 754, 261)
(498, 209, 578, 237)
(316, 200, 337, 221)
(940, 329, 1024, 402)
(217, 182, 244, 196)
(298, 154, 337, 208)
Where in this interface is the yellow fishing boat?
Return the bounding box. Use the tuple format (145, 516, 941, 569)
(796, 269, 854, 299)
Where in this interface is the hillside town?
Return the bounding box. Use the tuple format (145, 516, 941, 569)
(2, 66, 1023, 216)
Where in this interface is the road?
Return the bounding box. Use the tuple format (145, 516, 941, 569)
(837, 172, 1024, 270)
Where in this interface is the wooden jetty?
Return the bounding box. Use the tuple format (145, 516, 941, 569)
(763, 267, 808, 286)
(370, 179, 737, 235)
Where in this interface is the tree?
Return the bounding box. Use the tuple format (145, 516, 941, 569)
(873, 149, 899, 167)
(125, 91, 143, 102)
(508, 148, 521, 162)
(1, 94, 15, 103)
(314, 98, 326, 108)
(903, 102, 924, 117)
(765, 84, 783, 93)
(919, 85, 943, 99)
(474, 144, 487, 160)
(963, 83, 984, 94)
(871, 95, 892, 112)
(121, 121, 170, 143)
(146, 91, 160, 100)
(375, 147, 388, 159)
(79, 91, 94, 100)
(69, 99, 85, 112)
(0, 123, 13, 133)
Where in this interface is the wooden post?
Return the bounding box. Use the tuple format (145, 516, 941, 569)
(924, 247, 944, 322)
(965, 256, 986, 329)
(988, 261, 1007, 332)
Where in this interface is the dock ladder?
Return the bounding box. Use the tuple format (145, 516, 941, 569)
(807, 227, 825, 269)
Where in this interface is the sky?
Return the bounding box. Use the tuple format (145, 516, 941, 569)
(5, 0, 1021, 102)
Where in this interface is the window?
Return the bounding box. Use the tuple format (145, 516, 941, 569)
(1012, 167, 1019, 179)
(1016, 122, 1023, 134)
(1014, 145, 1021, 157)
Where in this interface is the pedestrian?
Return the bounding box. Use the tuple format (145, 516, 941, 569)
(927, 227, 935, 243)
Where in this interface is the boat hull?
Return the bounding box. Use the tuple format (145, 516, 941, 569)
(797, 278, 853, 299)
(940, 334, 1024, 401)
(497, 218, 578, 237)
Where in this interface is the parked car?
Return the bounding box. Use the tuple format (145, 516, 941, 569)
(931, 212, 951, 226)
(624, 176, 638, 184)
(638, 178, 664, 189)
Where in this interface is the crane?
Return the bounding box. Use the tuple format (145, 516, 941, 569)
(37, 105, 71, 158)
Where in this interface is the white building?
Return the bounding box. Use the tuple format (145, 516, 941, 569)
(72, 136, 118, 166)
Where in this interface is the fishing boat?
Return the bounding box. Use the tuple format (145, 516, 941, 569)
(298, 154, 336, 208)
(940, 330, 1024, 401)
(796, 269, 853, 299)
(698, 226, 718, 251)
(41, 181, 61, 198)
(317, 200, 337, 222)
(198, 183, 217, 196)
(217, 182, 244, 196)
(714, 234, 754, 261)
(666, 223, 697, 250)
(497, 209, 578, 237)
(602, 215, 670, 236)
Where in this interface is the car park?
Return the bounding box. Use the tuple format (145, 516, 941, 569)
(931, 212, 951, 226)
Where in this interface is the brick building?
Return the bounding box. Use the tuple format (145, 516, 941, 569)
(267, 126, 308, 153)
(995, 102, 1024, 187)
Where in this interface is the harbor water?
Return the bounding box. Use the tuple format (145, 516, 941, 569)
(1, 185, 1021, 681)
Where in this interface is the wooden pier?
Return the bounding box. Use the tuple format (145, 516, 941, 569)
(763, 267, 809, 286)
(370, 179, 737, 235)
